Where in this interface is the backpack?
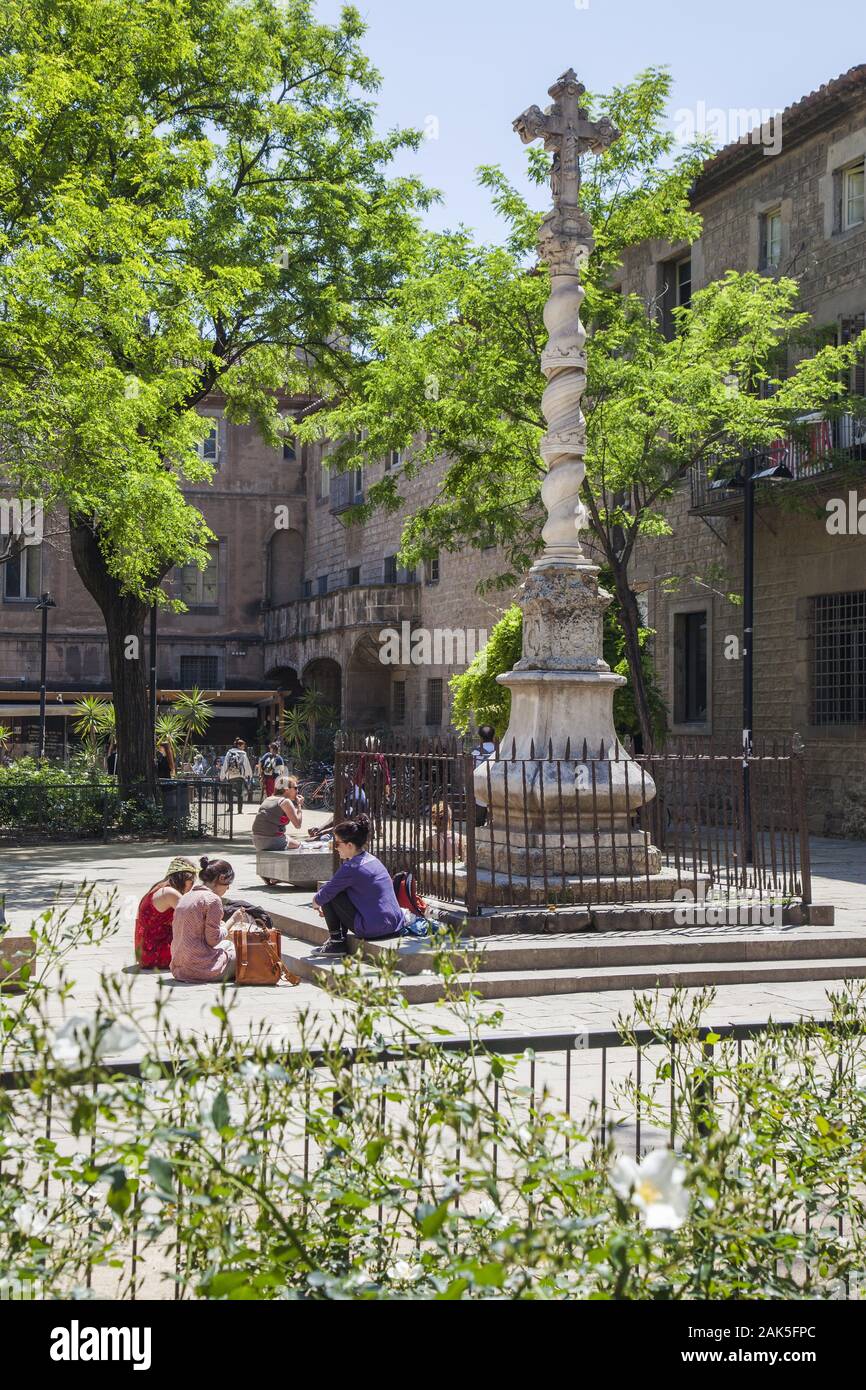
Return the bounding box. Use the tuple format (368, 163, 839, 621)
(392, 870, 427, 917)
(224, 748, 245, 775)
(260, 752, 277, 776)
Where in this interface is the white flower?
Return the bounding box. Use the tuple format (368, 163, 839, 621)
(13, 1203, 49, 1237)
(387, 1260, 422, 1283)
(51, 1016, 140, 1066)
(609, 1148, 690, 1231)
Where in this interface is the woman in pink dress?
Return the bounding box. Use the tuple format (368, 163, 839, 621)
(170, 857, 244, 983)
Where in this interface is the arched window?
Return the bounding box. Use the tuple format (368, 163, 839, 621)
(268, 530, 304, 606)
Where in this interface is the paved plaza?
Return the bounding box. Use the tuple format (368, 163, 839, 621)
(3, 811, 866, 1055)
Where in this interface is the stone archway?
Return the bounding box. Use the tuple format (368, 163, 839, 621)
(345, 634, 391, 731)
(302, 657, 342, 724)
(267, 529, 304, 606)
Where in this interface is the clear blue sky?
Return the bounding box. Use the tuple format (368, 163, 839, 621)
(315, 0, 859, 242)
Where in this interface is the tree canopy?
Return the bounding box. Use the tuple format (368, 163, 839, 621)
(0, 0, 433, 783)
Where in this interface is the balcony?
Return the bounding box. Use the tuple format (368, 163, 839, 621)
(690, 411, 866, 515)
(263, 580, 421, 650)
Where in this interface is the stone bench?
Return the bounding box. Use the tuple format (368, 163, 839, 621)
(256, 847, 334, 888)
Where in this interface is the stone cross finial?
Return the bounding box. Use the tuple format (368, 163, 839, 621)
(513, 69, 618, 222)
(513, 70, 619, 570)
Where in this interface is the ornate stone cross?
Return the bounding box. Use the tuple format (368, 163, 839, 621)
(514, 69, 617, 229)
(512, 69, 619, 569)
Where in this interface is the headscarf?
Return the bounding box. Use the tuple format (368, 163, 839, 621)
(166, 857, 197, 879)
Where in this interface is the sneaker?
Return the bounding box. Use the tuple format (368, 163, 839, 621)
(309, 938, 348, 959)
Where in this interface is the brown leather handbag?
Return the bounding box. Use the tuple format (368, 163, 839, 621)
(231, 921, 300, 986)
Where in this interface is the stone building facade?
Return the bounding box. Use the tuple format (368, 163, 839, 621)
(262, 439, 510, 735)
(625, 65, 866, 833)
(1, 401, 512, 751)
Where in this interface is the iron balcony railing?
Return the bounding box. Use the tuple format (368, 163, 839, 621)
(690, 411, 866, 511)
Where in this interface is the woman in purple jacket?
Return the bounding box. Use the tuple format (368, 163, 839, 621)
(310, 813, 402, 958)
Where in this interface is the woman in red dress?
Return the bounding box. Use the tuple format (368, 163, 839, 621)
(134, 857, 197, 969)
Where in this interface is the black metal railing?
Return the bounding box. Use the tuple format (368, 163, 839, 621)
(0, 1017, 857, 1300)
(334, 735, 809, 913)
(690, 411, 866, 510)
(0, 778, 235, 843)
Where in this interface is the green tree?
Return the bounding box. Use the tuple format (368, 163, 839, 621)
(303, 69, 865, 749)
(0, 0, 431, 791)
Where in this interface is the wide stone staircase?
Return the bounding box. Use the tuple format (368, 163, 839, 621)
(267, 900, 866, 1004)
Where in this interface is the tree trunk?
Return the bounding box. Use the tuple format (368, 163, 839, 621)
(610, 560, 657, 754)
(68, 518, 157, 797)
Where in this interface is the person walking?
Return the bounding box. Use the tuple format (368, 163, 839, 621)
(257, 741, 286, 800)
(309, 813, 403, 958)
(220, 738, 252, 811)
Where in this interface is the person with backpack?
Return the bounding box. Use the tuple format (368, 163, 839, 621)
(309, 813, 403, 958)
(257, 741, 286, 800)
(220, 738, 253, 811)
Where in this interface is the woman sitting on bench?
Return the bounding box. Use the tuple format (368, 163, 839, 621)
(309, 812, 403, 958)
(251, 775, 304, 852)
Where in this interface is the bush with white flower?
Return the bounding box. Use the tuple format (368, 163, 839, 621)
(2, 900, 866, 1299)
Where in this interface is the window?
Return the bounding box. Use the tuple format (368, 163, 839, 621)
(660, 255, 692, 337)
(762, 209, 782, 268)
(811, 592, 866, 724)
(196, 421, 220, 467)
(425, 553, 440, 585)
(385, 449, 403, 472)
(3, 543, 41, 601)
(302, 579, 313, 598)
(392, 680, 406, 725)
(673, 610, 708, 725)
(180, 655, 219, 688)
(317, 574, 328, 596)
(425, 678, 443, 727)
(178, 544, 219, 608)
(843, 162, 865, 230)
(319, 459, 330, 501)
(353, 466, 364, 500)
(348, 565, 360, 587)
(676, 257, 692, 309)
(383, 554, 398, 585)
(282, 436, 296, 461)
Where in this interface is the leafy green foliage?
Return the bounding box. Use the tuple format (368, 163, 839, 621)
(2, 897, 866, 1299)
(451, 580, 666, 745)
(304, 67, 864, 743)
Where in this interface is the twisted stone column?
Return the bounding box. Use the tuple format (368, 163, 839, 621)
(464, 69, 660, 903)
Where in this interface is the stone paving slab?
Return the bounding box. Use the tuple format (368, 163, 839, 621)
(0, 830, 864, 1053)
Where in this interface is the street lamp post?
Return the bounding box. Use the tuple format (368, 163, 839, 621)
(149, 603, 158, 736)
(714, 452, 792, 864)
(35, 592, 57, 759)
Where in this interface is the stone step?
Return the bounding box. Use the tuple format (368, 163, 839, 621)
(279, 944, 866, 1004)
(268, 905, 861, 977)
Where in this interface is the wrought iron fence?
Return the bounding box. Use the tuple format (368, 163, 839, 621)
(0, 1016, 858, 1300)
(0, 778, 235, 843)
(334, 734, 809, 913)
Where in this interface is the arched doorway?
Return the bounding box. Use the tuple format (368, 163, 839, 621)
(345, 635, 391, 730)
(302, 657, 342, 724)
(267, 529, 304, 606)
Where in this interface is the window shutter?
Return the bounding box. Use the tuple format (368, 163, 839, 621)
(217, 418, 228, 467)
